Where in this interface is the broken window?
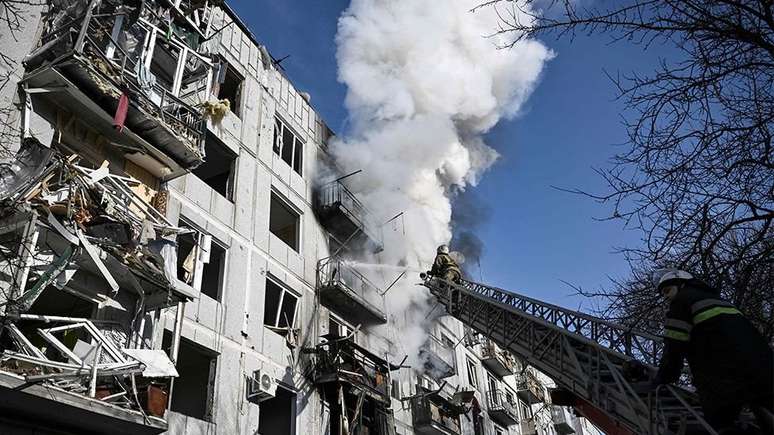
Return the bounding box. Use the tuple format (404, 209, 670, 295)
(269, 192, 300, 251)
(263, 278, 298, 333)
(166, 335, 217, 422)
(505, 389, 515, 405)
(328, 314, 355, 340)
(466, 358, 478, 387)
(259, 386, 297, 435)
(193, 133, 237, 201)
(214, 61, 243, 117)
(149, 38, 180, 92)
(175, 220, 225, 301)
(273, 117, 303, 175)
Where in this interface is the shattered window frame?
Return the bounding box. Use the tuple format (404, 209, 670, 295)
(466, 357, 478, 387)
(176, 217, 226, 301)
(263, 276, 300, 334)
(214, 60, 244, 118)
(272, 116, 304, 176)
(328, 312, 356, 340)
(192, 132, 238, 201)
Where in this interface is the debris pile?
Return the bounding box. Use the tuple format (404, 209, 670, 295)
(0, 139, 186, 415)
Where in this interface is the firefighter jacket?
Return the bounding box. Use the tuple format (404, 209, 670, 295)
(655, 283, 773, 407)
(430, 253, 461, 278)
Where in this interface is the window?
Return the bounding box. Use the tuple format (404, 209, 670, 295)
(165, 335, 217, 422)
(466, 358, 478, 387)
(176, 220, 226, 301)
(487, 374, 498, 398)
(493, 425, 505, 435)
(264, 277, 299, 333)
(193, 133, 236, 200)
(215, 61, 243, 117)
(273, 117, 303, 175)
(521, 401, 532, 419)
(329, 314, 355, 340)
(440, 333, 455, 348)
(505, 390, 515, 405)
(269, 192, 300, 251)
(259, 385, 296, 435)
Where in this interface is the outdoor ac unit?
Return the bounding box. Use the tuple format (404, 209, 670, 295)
(247, 369, 277, 403)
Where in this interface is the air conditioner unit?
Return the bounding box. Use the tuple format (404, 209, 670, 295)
(247, 369, 277, 403)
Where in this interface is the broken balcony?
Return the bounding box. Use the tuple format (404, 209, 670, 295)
(307, 336, 394, 405)
(0, 143, 192, 433)
(317, 257, 387, 325)
(314, 180, 383, 253)
(520, 419, 538, 435)
(410, 386, 463, 435)
(480, 340, 517, 378)
(486, 390, 518, 427)
(22, 0, 216, 180)
(551, 406, 576, 434)
(516, 372, 544, 405)
(418, 335, 456, 379)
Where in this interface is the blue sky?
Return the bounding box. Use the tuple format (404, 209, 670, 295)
(232, 1, 666, 310)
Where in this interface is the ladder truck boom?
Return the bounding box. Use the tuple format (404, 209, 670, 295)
(421, 276, 717, 435)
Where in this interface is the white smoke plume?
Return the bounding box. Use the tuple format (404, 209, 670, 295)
(331, 0, 552, 367)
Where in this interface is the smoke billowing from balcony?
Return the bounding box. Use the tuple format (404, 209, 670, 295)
(331, 0, 551, 366)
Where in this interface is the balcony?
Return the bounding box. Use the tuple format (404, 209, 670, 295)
(516, 372, 544, 405)
(317, 257, 387, 325)
(0, 144, 192, 434)
(552, 406, 576, 434)
(307, 337, 393, 404)
(520, 420, 538, 435)
(22, 0, 215, 180)
(410, 388, 462, 435)
(314, 180, 383, 252)
(486, 390, 519, 427)
(418, 335, 456, 379)
(480, 340, 517, 378)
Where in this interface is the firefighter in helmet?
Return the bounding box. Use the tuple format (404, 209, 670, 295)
(653, 269, 773, 434)
(430, 244, 461, 283)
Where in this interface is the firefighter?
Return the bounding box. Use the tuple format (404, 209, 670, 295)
(429, 244, 461, 283)
(652, 269, 774, 434)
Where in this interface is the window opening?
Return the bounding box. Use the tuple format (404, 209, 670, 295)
(466, 358, 478, 387)
(164, 334, 217, 422)
(264, 278, 298, 334)
(193, 133, 236, 201)
(269, 193, 300, 251)
(200, 240, 225, 301)
(258, 385, 296, 435)
(273, 117, 303, 175)
(215, 62, 243, 117)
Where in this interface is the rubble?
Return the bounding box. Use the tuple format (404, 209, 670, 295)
(0, 139, 188, 417)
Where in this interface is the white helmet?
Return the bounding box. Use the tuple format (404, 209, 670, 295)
(654, 269, 693, 292)
(437, 244, 449, 254)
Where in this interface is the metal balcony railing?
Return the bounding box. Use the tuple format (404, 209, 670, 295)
(419, 335, 456, 379)
(516, 372, 544, 404)
(486, 390, 519, 426)
(317, 257, 387, 324)
(316, 180, 382, 248)
(28, 0, 212, 167)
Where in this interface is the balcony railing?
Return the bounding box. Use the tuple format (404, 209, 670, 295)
(419, 335, 456, 379)
(410, 394, 461, 435)
(317, 257, 387, 325)
(481, 340, 517, 378)
(552, 406, 576, 434)
(520, 420, 538, 435)
(486, 390, 519, 426)
(516, 372, 544, 405)
(310, 337, 391, 403)
(315, 180, 383, 251)
(24, 0, 214, 175)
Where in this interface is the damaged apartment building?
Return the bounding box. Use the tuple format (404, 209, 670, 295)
(0, 1, 595, 434)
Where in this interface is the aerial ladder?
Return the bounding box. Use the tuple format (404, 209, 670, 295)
(421, 276, 719, 435)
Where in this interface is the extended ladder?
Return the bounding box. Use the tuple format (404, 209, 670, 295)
(422, 277, 717, 435)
